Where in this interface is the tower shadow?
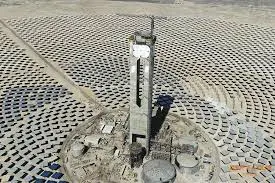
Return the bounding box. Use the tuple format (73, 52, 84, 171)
(151, 95, 174, 139)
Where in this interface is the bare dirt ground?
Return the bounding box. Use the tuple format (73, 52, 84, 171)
(0, 0, 275, 27)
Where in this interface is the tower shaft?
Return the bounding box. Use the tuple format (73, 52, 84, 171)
(129, 31, 156, 151)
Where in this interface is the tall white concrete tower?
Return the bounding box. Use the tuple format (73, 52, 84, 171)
(129, 19, 156, 151)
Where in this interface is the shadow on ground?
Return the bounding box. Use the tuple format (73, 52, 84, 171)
(151, 95, 174, 139)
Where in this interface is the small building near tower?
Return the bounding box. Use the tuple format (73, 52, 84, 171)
(142, 159, 176, 183)
(175, 153, 199, 174)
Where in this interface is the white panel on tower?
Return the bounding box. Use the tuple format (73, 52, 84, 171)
(133, 45, 150, 58)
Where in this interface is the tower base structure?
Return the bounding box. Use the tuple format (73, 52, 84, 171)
(60, 109, 219, 183)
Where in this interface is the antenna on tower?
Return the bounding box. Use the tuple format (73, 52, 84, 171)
(116, 13, 167, 36)
(149, 16, 154, 36)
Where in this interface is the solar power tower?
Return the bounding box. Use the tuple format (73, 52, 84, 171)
(129, 16, 156, 151)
